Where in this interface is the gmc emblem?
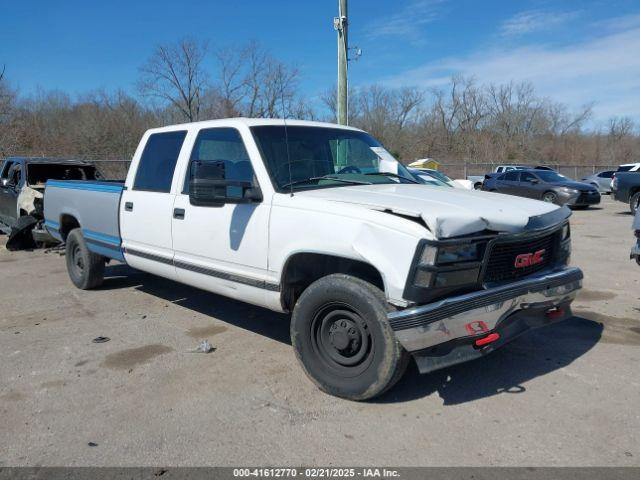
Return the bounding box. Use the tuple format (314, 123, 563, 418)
(514, 249, 545, 268)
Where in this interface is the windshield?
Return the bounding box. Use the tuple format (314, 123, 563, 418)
(26, 163, 100, 186)
(534, 171, 568, 182)
(250, 126, 416, 192)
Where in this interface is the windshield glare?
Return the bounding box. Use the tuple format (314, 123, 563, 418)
(250, 126, 416, 191)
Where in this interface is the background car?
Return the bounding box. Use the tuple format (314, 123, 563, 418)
(482, 168, 601, 208)
(411, 167, 473, 189)
(581, 170, 614, 194)
(407, 168, 452, 188)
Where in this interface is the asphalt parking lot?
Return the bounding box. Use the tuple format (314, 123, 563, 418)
(1, 195, 639, 467)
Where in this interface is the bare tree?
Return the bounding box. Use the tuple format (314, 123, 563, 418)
(214, 41, 303, 118)
(0, 65, 19, 155)
(138, 39, 209, 122)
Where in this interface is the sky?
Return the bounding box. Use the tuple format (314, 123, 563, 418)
(1, 0, 639, 127)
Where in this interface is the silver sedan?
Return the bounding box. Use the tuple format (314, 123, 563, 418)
(581, 170, 614, 194)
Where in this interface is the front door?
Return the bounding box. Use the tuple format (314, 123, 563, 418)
(171, 127, 271, 306)
(0, 163, 21, 227)
(120, 130, 188, 280)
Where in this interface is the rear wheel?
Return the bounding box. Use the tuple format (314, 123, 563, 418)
(630, 192, 640, 215)
(65, 228, 105, 289)
(542, 191, 558, 204)
(290, 274, 409, 401)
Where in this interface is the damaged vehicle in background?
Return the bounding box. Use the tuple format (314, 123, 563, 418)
(0, 157, 101, 250)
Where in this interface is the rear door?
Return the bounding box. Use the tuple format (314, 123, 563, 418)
(496, 171, 518, 194)
(170, 127, 272, 306)
(120, 130, 188, 279)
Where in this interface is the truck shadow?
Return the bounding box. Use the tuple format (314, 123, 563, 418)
(100, 265, 603, 405)
(376, 316, 603, 405)
(101, 264, 292, 345)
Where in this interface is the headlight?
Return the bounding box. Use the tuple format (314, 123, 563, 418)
(412, 241, 484, 289)
(561, 223, 570, 241)
(560, 187, 579, 194)
(437, 243, 480, 264)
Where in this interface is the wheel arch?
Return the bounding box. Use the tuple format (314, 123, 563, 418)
(279, 252, 386, 312)
(58, 213, 81, 240)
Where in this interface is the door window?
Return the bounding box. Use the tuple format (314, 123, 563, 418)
(504, 171, 518, 181)
(183, 128, 255, 193)
(598, 171, 613, 178)
(520, 172, 537, 182)
(1, 161, 15, 180)
(133, 131, 187, 192)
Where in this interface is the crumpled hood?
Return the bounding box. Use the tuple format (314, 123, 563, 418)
(297, 184, 561, 238)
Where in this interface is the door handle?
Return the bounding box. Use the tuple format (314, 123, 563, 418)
(124, 202, 133, 212)
(173, 208, 185, 220)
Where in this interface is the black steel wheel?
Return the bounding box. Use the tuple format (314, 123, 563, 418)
(291, 274, 409, 400)
(65, 228, 105, 290)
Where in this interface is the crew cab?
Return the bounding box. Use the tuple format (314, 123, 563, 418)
(44, 119, 582, 400)
(0, 157, 100, 247)
(612, 171, 640, 214)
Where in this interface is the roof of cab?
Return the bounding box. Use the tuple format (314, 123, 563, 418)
(144, 117, 365, 135)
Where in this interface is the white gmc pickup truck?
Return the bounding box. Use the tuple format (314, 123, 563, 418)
(44, 118, 582, 400)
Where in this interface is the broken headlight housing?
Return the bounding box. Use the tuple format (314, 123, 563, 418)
(557, 222, 571, 265)
(404, 238, 490, 303)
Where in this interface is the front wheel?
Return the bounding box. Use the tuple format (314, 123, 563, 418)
(630, 192, 640, 215)
(542, 191, 558, 204)
(290, 274, 409, 401)
(65, 228, 105, 290)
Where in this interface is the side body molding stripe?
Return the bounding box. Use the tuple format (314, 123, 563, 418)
(123, 247, 280, 292)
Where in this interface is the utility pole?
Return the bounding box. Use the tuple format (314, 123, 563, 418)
(335, 0, 348, 125)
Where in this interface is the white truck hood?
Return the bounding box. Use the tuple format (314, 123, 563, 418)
(297, 184, 560, 238)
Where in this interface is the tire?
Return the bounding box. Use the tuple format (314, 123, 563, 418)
(636, 256, 640, 267)
(290, 274, 409, 401)
(630, 192, 640, 215)
(65, 228, 105, 289)
(474, 182, 482, 190)
(542, 191, 558, 204)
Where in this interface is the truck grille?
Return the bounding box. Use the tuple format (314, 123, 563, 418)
(483, 232, 558, 283)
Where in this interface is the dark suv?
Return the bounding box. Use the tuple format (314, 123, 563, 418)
(482, 169, 601, 208)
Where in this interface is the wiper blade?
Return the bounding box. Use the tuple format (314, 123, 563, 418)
(364, 172, 419, 184)
(282, 175, 372, 189)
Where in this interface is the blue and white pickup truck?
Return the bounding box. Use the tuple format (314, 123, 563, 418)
(44, 118, 582, 400)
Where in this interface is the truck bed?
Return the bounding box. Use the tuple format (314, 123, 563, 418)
(44, 180, 125, 261)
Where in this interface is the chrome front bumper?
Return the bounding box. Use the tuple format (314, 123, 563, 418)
(388, 267, 583, 355)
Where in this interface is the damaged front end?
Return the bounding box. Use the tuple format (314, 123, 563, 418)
(6, 186, 58, 250)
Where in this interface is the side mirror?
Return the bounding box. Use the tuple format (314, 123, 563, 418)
(189, 160, 262, 207)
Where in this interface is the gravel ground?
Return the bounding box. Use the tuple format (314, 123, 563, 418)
(0, 195, 638, 466)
